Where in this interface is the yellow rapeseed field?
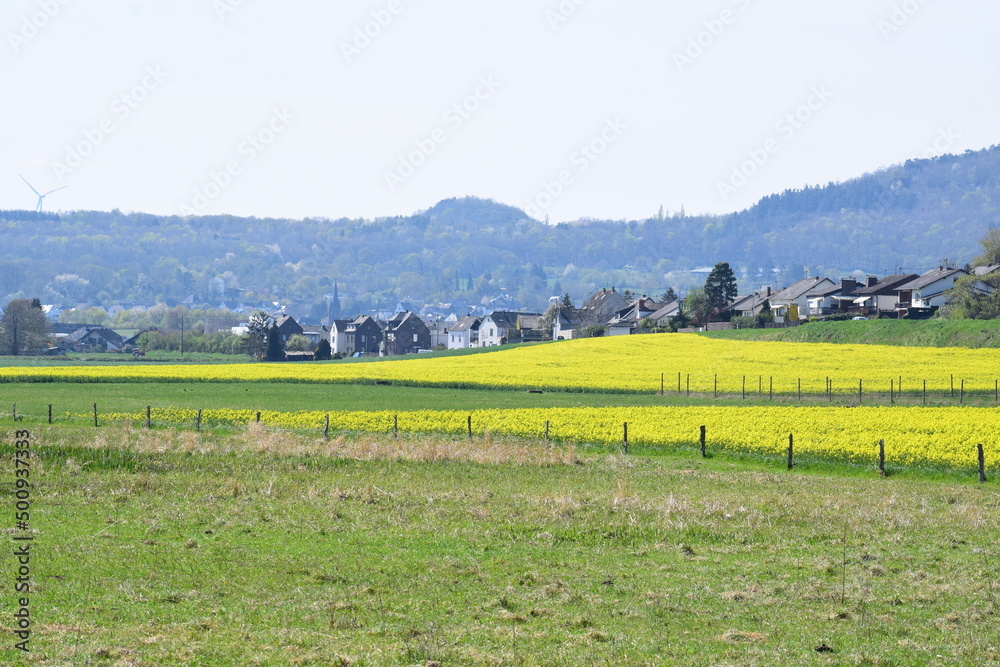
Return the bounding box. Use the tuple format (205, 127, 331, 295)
(7, 335, 1000, 394)
(84, 405, 996, 470)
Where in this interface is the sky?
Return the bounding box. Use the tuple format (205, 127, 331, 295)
(2, 0, 997, 223)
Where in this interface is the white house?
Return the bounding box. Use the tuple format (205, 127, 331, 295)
(448, 316, 481, 349)
(480, 311, 520, 347)
(895, 268, 989, 311)
(769, 277, 835, 321)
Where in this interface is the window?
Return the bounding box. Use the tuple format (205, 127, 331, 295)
(413, 334, 418, 343)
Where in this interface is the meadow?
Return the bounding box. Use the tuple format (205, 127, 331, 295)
(3, 426, 1000, 665)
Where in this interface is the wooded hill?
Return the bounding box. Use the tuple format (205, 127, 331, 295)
(3, 145, 999, 318)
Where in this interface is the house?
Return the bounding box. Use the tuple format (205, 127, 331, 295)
(805, 279, 862, 317)
(606, 296, 667, 335)
(895, 268, 989, 314)
(480, 311, 541, 346)
(730, 287, 773, 318)
(382, 311, 430, 356)
(850, 274, 919, 314)
(553, 288, 629, 339)
(448, 316, 482, 349)
(426, 321, 449, 349)
(515, 314, 546, 341)
(768, 277, 835, 321)
(974, 265, 1000, 277)
(345, 316, 383, 356)
(41, 304, 63, 321)
(64, 327, 124, 352)
(329, 320, 352, 355)
(273, 314, 304, 343)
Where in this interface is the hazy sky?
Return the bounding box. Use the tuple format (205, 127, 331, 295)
(3, 0, 996, 222)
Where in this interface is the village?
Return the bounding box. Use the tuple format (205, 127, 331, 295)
(38, 265, 995, 359)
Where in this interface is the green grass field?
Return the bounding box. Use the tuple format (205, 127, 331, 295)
(703, 318, 1000, 348)
(3, 426, 1000, 665)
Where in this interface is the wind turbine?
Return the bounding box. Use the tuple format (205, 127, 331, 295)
(19, 174, 67, 212)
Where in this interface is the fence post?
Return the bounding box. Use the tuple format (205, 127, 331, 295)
(48, 404, 52, 425)
(979, 444, 987, 483)
(677, 372, 681, 394)
(714, 374, 717, 399)
(878, 439, 885, 475)
(798, 378, 801, 402)
(196, 409, 202, 432)
(467, 415, 473, 439)
(742, 375, 746, 400)
(145, 405, 151, 429)
(623, 422, 629, 454)
(394, 414, 399, 438)
(256, 411, 261, 423)
(787, 433, 794, 469)
(686, 374, 690, 397)
(661, 373, 665, 397)
(700, 425, 706, 458)
(858, 379, 863, 405)
(93, 403, 98, 428)
(951, 374, 954, 400)
(769, 377, 773, 401)
(961, 379, 965, 405)
(324, 414, 330, 439)
(12, 404, 16, 422)
(923, 379, 927, 405)
(544, 420, 550, 441)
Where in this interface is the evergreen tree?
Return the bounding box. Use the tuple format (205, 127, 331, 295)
(660, 287, 679, 303)
(314, 338, 332, 361)
(264, 324, 284, 361)
(561, 293, 574, 308)
(704, 262, 739, 320)
(244, 311, 270, 361)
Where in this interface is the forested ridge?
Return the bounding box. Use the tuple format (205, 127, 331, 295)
(3, 145, 998, 317)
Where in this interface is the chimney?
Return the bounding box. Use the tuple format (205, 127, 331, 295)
(841, 278, 858, 294)
(765, 286, 772, 297)
(866, 276, 878, 287)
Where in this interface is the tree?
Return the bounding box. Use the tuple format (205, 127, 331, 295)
(659, 287, 679, 303)
(0, 299, 52, 355)
(244, 311, 270, 360)
(561, 293, 574, 308)
(704, 262, 738, 320)
(974, 228, 1000, 268)
(265, 324, 285, 361)
(314, 338, 333, 361)
(682, 287, 711, 326)
(284, 334, 313, 352)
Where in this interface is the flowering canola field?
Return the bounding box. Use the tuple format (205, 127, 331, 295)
(7, 335, 1000, 395)
(85, 405, 996, 470)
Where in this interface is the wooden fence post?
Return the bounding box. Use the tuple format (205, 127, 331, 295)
(12, 403, 16, 422)
(686, 374, 690, 397)
(623, 422, 629, 454)
(961, 379, 965, 405)
(742, 375, 746, 400)
(878, 439, 886, 475)
(951, 374, 954, 400)
(700, 425, 706, 458)
(890, 379, 894, 404)
(394, 414, 399, 438)
(769, 377, 773, 401)
(93, 403, 98, 428)
(661, 373, 664, 397)
(787, 433, 794, 470)
(714, 374, 717, 399)
(544, 420, 550, 441)
(145, 405, 151, 429)
(858, 379, 863, 404)
(979, 444, 987, 483)
(923, 379, 927, 405)
(798, 378, 801, 402)
(48, 404, 52, 425)
(467, 415, 473, 439)
(677, 372, 681, 394)
(324, 414, 330, 439)
(256, 411, 261, 423)
(196, 409, 202, 432)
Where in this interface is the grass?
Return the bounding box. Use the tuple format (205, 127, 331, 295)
(4, 425, 1000, 665)
(702, 318, 1000, 348)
